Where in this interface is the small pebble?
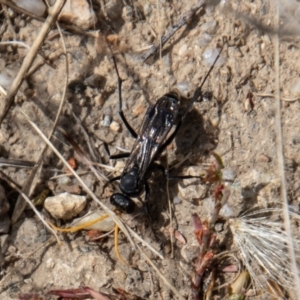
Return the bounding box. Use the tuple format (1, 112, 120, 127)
(176, 82, 194, 97)
(214, 222, 224, 232)
(222, 169, 236, 181)
(110, 120, 120, 132)
(101, 115, 112, 127)
(132, 98, 146, 116)
(0, 68, 28, 92)
(202, 48, 227, 67)
(256, 153, 271, 163)
(290, 78, 300, 98)
(173, 196, 182, 204)
(57, 176, 72, 186)
(205, 4, 215, 14)
(203, 142, 214, 152)
(52, 0, 97, 30)
(44, 192, 87, 220)
(219, 203, 235, 219)
(198, 33, 212, 47)
(143, 3, 152, 16)
(13, 0, 46, 17)
(210, 116, 220, 127)
(162, 53, 171, 71)
(45, 258, 55, 270)
(201, 20, 218, 35)
(178, 44, 188, 57)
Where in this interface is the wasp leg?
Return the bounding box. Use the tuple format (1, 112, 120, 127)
(152, 163, 204, 181)
(103, 142, 131, 160)
(168, 175, 204, 181)
(110, 53, 138, 139)
(109, 153, 131, 159)
(158, 47, 224, 154)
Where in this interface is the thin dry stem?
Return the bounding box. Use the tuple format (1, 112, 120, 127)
(165, 150, 175, 259)
(254, 93, 299, 102)
(0, 41, 30, 49)
(0, 0, 66, 124)
(141, 0, 206, 61)
(274, 1, 300, 298)
(11, 14, 69, 224)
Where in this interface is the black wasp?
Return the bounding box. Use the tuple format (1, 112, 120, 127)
(107, 48, 223, 214)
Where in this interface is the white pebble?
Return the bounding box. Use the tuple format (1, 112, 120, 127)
(198, 33, 212, 47)
(163, 53, 171, 70)
(201, 20, 218, 35)
(176, 82, 194, 97)
(57, 176, 72, 185)
(173, 196, 182, 204)
(143, 3, 152, 16)
(290, 78, 300, 98)
(101, 115, 111, 127)
(0, 70, 12, 91)
(202, 48, 227, 67)
(178, 44, 188, 56)
(222, 168, 236, 181)
(44, 192, 87, 220)
(219, 203, 235, 219)
(12, 0, 46, 17)
(0, 68, 27, 92)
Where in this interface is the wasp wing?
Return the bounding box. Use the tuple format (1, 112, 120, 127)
(122, 93, 180, 181)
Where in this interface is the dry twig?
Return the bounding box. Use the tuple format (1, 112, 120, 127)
(0, 0, 93, 37)
(11, 12, 69, 224)
(141, 0, 206, 61)
(0, 0, 66, 125)
(273, 1, 300, 298)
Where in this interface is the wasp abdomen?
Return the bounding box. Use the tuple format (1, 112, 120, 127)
(110, 193, 136, 214)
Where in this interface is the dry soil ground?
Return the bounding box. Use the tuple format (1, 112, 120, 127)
(1, 0, 300, 299)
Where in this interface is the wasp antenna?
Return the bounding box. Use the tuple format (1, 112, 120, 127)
(199, 43, 225, 91)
